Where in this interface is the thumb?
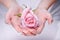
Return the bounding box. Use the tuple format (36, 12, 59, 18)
(46, 13, 53, 24)
(23, 7, 31, 13)
(5, 8, 15, 24)
(5, 10, 12, 24)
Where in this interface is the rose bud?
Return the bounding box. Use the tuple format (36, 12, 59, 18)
(20, 7, 40, 28)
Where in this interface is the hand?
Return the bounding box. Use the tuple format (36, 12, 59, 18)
(11, 16, 37, 36)
(5, 5, 37, 36)
(5, 5, 23, 32)
(34, 8, 53, 34)
(20, 8, 38, 36)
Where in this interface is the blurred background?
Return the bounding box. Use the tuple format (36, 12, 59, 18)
(0, 0, 60, 40)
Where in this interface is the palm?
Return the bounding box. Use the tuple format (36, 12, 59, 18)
(34, 9, 53, 34)
(5, 6, 38, 36)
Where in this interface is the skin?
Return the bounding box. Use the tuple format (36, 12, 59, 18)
(0, 0, 56, 36)
(33, 0, 56, 34)
(0, 0, 37, 36)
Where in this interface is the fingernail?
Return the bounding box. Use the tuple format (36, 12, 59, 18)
(49, 19, 53, 24)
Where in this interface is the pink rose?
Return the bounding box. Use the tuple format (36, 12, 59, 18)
(20, 8, 39, 28)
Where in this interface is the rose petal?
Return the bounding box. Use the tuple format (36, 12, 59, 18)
(20, 7, 40, 28)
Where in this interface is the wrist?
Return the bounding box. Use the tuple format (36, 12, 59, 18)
(37, 0, 56, 10)
(1, 0, 20, 9)
(37, 4, 51, 10)
(8, 2, 18, 8)
(37, 5, 49, 10)
(35, 7, 48, 12)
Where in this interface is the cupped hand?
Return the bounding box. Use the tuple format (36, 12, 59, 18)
(34, 8, 53, 34)
(5, 5, 37, 36)
(5, 5, 23, 32)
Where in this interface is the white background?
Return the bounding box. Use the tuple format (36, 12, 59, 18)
(0, 0, 60, 40)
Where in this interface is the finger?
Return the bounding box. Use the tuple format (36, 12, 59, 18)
(46, 13, 53, 24)
(37, 18, 46, 34)
(5, 8, 15, 24)
(37, 23, 45, 34)
(22, 30, 32, 36)
(22, 29, 31, 36)
(25, 27, 37, 35)
(23, 28, 36, 36)
(5, 15, 11, 24)
(22, 32, 36, 36)
(23, 7, 31, 14)
(12, 23, 22, 32)
(11, 16, 22, 32)
(5, 11, 12, 24)
(22, 29, 36, 36)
